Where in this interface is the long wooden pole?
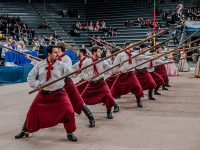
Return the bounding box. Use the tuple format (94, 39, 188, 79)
(127, 38, 200, 72)
(28, 29, 168, 94)
(75, 35, 179, 86)
(0, 44, 42, 61)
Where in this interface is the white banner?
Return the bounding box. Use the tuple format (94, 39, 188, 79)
(185, 21, 200, 29)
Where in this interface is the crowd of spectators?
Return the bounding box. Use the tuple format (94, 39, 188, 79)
(0, 15, 35, 41)
(68, 20, 118, 37)
(187, 3, 200, 20)
(60, 7, 79, 18)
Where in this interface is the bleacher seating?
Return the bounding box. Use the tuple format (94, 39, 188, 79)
(0, 0, 193, 48)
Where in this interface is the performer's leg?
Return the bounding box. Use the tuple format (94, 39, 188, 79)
(162, 85, 169, 90)
(154, 86, 161, 95)
(148, 89, 156, 100)
(63, 104, 77, 142)
(82, 104, 95, 128)
(113, 102, 120, 113)
(15, 122, 29, 139)
(136, 96, 143, 108)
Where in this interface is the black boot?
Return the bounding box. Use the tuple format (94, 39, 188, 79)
(162, 85, 168, 90)
(67, 133, 78, 142)
(148, 89, 156, 100)
(154, 87, 161, 95)
(165, 83, 171, 87)
(82, 105, 95, 128)
(113, 103, 119, 113)
(136, 97, 143, 108)
(107, 109, 113, 119)
(15, 123, 29, 139)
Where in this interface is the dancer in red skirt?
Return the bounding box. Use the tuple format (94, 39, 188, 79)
(75, 47, 119, 119)
(111, 41, 144, 107)
(154, 48, 170, 90)
(104, 49, 118, 89)
(15, 46, 77, 141)
(135, 44, 157, 100)
(57, 42, 95, 128)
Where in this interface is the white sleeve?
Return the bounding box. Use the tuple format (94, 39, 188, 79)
(80, 59, 92, 79)
(63, 55, 73, 69)
(72, 61, 79, 70)
(156, 59, 168, 65)
(27, 63, 40, 89)
(113, 54, 123, 72)
(31, 59, 39, 66)
(103, 60, 112, 70)
(62, 62, 74, 75)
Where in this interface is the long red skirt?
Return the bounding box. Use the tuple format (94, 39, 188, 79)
(154, 64, 169, 84)
(135, 70, 157, 91)
(150, 71, 165, 87)
(76, 80, 89, 94)
(111, 72, 144, 98)
(64, 78, 85, 114)
(105, 74, 118, 89)
(25, 89, 76, 133)
(81, 79, 115, 109)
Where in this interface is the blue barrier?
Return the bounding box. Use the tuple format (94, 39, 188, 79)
(0, 65, 33, 84)
(4, 51, 38, 66)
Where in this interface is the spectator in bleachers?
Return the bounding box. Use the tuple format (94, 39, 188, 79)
(68, 28, 80, 37)
(53, 32, 60, 39)
(94, 20, 101, 31)
(38, 21, 48, 29)
(75, 21, 83, 30)
(125, 20, 130, 27)
(146, 18, 152, 28)
(88, 21, 94, 31)
(67, 7, 79, 18)
(17, 40, 26, 51)
(138, 17, 145, 28)
(101, 21, 106, 29)
(176, 2, 184, 19)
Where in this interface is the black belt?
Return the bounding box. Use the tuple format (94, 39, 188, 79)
(41, 88, 64, 94)
(65, 76, 72, 81)
(154, 66, 160, 69)
(90, 77, 104, 84)
(135, 68, 147, 72)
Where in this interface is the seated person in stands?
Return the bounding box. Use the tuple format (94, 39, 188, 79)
(101, 21, 106, 29)
(108, 26, 118, 36)
(146, 18, 152, 28)
(94, 20, 100, 31)
(125, 20, 130, 27)
(138, 17, 145, 28)
(53, 32, 60, 39)
(75, 22, 83, 30)
(38, 21, 48, 29)
(17, 40, 26, 51)
(67, 8, 78, 18)
(88, 21, 94, 31)
(68, 28, 80, 37)
(62, 9, 67, 17)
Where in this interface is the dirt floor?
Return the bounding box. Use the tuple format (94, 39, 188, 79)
(0, 71, 200, 150)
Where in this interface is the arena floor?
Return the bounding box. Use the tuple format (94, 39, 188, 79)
(0, 71, 200, 150)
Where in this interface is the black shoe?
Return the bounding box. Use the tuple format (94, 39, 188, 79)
(107, 109, 113, 119)
(15, 123, 29, 139)
(149, 97, 156, 100)
(136, 99, 143, 108)
(67, 133, 78, 142)
(166, 84, 171, 87)
(15, 131, 29, 139)
(113, 103, 119, 113)
(162, 86, 168, 90)
(154, 91, 161, 95)
(82, 105, 95, 128)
